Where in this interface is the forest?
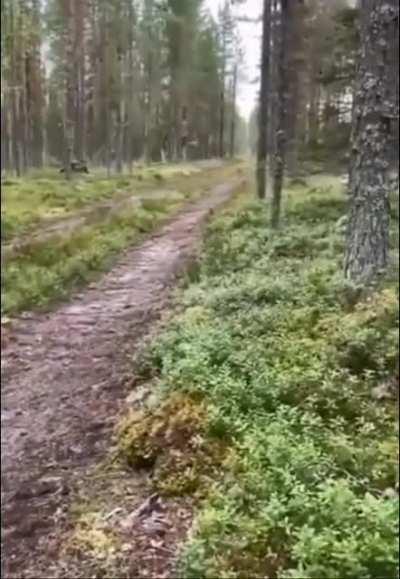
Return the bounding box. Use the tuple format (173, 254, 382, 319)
(1, 0, 247, 172)
(1, 1, 399, 578)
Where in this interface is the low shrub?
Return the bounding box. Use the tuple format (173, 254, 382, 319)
(121, 177, 399, 578)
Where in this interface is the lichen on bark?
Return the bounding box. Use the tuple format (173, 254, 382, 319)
(344, 0, 399, 283)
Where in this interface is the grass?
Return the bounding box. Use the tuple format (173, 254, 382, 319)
(119, 176, 399, 579)
(2, 163, 243, 315)
(3, 208, 153, 314)
(1, 162, 221, 240)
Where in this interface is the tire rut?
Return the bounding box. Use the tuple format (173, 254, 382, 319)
(1, 179, 243, 578)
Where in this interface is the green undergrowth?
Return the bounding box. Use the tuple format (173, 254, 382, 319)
(1, 162, 227, 240)
(120, 177, 399, 579)
(2, 164, 242, 315)
(118, 393, 227, 496)
(2, 196, 180, 315)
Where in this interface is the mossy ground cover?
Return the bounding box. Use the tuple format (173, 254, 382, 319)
(120, 176, 399, 579)
(2, 206, 155, 314)
(2, 163, 241, 315)
(1, 162, 227, 240)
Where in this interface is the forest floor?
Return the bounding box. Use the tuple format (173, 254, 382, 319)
(1, 174, 245, 579)
(2, 160, 224, 243)
(2, 170, 398, 579)
(50, 174, 396, 579)
(2, 161, 241, 315)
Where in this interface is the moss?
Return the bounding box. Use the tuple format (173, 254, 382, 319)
(118, 393, 226, 496)
(67, 512, 119, 560)
(318, 288, 399, 376)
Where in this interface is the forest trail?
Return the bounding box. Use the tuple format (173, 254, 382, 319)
(2, 159, 227, 261)
(1, 178, 244, 579)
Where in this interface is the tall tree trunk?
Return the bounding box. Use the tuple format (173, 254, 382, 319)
(219, 84, 225, 159)
(17, 4, 29, 171)
(286, 85, 301, 177)
(144, 66, 153, 164)
(286, 0, 304, 178)
(28, 0, 44, 168)
(9, 1, 21, 177)
(126, 0, 135, 172)
(181, 106, 189, 162)
(100, 1, 112, 176)
(86, 0, 98, 162)
(344, 0, 398, 283)
(256, 0, 272, 199)
(1, 100, 10, 173)
(308, 68, 320, 145)
(267, 0, 280, 188)
(63, 0, 75, 179)
(74, 0, 86, 161)
(116, 97, 125, 173)
(229, 63, 238, 159)
(271, 0, 291, 228)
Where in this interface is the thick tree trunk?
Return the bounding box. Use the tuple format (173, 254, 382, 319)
(256, 0, 272, 199)
(271, 0, 291, 228)
(344, 0, 398, 283)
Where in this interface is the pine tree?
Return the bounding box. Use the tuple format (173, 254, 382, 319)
(256, 0, 271, 199)
(344, 0, 399, 283)
(271, 0, 291, 227)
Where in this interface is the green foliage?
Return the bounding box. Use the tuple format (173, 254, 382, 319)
(1, 163, 209, 240)
(2, 198, 173, 315)
(137, 179, 399, 579)
(2, 164, 242, 314)
(2, 173, 127, 239)
(118, 393, 226, 496)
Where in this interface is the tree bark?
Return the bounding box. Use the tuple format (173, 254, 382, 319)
(271, 0, 291, 228)
(9, 1, 21, 177)
(63, 0, 75, 179)
(29, 0, 44, 168)
(229, 63, 238, 159)
(267, 0, 280, 190)
(116, 96, 125, 174)
(74, 0, 87, 161)
(285, 0, 305, 177)
(1, 100, 10, 173)
(344, 0, 398, 283)
(219, 85, 225, 159)
(126, 0, 136, 172)
(308, 67, 320, 146)
(17, 4, 29, 171)
(256, 0, 272, 199)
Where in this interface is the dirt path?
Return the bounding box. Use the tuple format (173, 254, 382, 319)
(2, 160, 227, 261)
(1, 179, 243, 578)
